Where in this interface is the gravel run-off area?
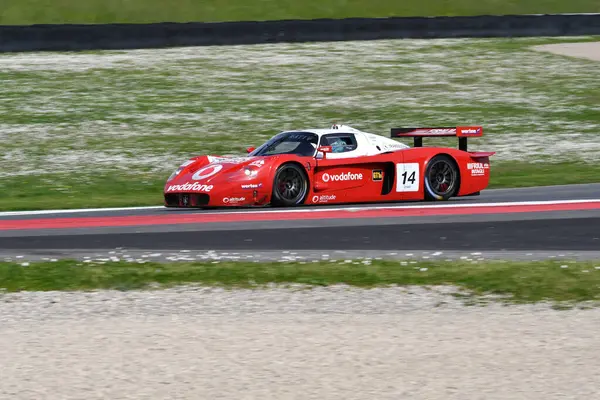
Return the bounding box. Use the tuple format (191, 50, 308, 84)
(533, 41, 600, 62)
(1, 285, 600, 400)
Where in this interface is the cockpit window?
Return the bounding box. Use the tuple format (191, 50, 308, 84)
(249, 131, 318, 157)
(320, 133, 358, 153)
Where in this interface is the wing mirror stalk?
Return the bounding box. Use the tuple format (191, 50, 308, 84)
(316, 146, 332, 160)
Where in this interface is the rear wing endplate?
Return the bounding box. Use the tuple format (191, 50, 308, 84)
(390, 126, 483, 152)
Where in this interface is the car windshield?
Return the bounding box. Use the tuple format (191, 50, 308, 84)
(249, 131, 318, 157)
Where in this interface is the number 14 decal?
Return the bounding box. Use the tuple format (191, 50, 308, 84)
(396, 163, 420, 192)
(402, 170, 416, 184)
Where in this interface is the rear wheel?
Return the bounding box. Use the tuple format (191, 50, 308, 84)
(271, 163, 309, 207)
(424, 155, 459, 201)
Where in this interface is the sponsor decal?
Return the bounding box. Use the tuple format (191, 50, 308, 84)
(166, 182, 214, 192)
(382, 143, 407, 150)
(372, 169, 383, 181)
(223, 197, 246, 204)
(287, 133, 315, 141)
(467, 162, 489, 176)
(192, 164, 223, 180)
(467, 162, 489, 169)
(411, 128, 456, 136)
(322, 171, 363, 183)
(207, 156, 249, 164)
(312, 194, 336, 203)
(241, 183, 262, 189)
(459, 127, 482, 136)
(206, 156, 262, 165)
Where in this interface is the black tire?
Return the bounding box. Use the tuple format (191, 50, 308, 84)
(424, 155, 460, 201)
(271, 163, 309, 207)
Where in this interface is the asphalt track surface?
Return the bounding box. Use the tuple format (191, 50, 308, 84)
(1, 183, 600, 260)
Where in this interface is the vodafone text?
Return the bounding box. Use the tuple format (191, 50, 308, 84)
(166, 182, 214, 192)
(322, 172, 363, 183)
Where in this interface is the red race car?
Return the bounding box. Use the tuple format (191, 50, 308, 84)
(164, 124, 494, 208)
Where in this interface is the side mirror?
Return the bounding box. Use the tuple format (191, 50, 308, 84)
(316, 146, 332, 160)
(246, 146, 256, 154)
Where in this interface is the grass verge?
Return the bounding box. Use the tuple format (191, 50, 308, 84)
(1, 37, 599, 210)
(1, 0, 599, 25)
(1, 259, 600, 305)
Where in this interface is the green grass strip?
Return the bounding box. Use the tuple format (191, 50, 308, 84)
(2, 260, 599, 304)
(2, 0, 600, 25)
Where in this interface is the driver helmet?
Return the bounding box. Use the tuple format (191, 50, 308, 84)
(329, 138, 347, 153)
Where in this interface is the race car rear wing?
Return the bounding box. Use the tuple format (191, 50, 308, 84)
(390, 126, 483, 152)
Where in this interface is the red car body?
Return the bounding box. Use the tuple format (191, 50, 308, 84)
(163, 125, 494, 208)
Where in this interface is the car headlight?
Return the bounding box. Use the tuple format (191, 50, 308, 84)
(168, 159, 196, 182)
(244, 167, 258, 177)
(168, 167, 183, 182)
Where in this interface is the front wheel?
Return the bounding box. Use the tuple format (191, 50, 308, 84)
(424, 155, 459, 201)
(271, 163, 309, 207)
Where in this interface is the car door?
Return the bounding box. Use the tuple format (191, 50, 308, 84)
(312, 132, 412, 204)
(311, 133, 379, 202)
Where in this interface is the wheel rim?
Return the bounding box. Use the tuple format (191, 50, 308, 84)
(427, 160, 456, 196)
(276, 167, 306, 203)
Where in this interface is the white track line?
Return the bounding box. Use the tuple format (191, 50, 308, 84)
(1, 199, 600, 218)
(0, 206, 164, 217)
(196, 199, 600, 215)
